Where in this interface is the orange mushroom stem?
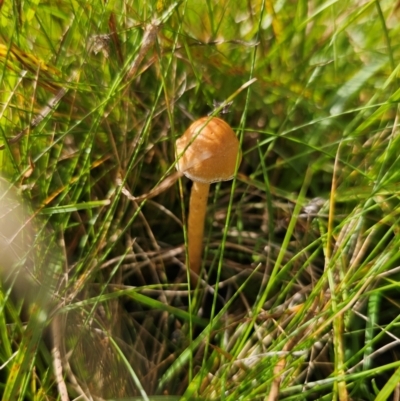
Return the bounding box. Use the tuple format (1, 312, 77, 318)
(176, 117, 242, 283)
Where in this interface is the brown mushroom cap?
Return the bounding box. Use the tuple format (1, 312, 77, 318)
(176, 117, 242, 183)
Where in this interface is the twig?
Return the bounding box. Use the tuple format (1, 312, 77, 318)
(119, 171, 182, 202)
(126, 3, 178, 81)
(51, 314, 70, 401)
(0, 72, 77, 150)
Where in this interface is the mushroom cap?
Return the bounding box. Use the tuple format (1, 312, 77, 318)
(176, 117, 242, 183)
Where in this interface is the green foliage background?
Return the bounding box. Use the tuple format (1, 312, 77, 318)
(1, 0, 400, 400)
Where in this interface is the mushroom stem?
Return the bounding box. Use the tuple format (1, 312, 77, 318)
(188, 181, 210, 281)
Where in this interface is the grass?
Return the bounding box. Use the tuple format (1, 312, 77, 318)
(1, 0, 400, 400)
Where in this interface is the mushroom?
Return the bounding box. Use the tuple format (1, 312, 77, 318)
(176, 117, 242, 283)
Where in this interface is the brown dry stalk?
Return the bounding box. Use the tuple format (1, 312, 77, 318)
(266, 297, 320, 401)
(0, 71, 77, 150)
